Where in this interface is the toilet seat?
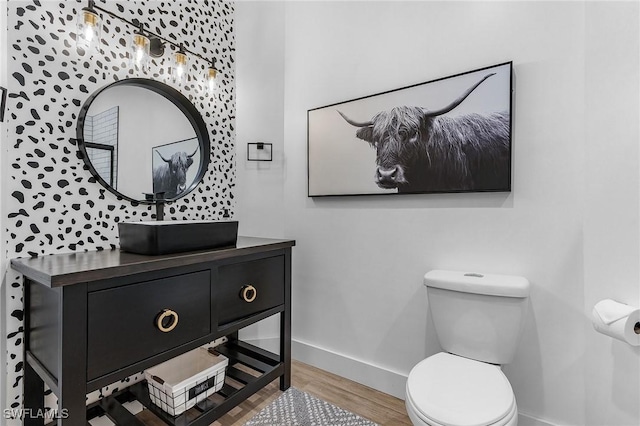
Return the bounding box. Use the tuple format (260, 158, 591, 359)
(406, 352, 517, 426)
(406, 392, 517, 426)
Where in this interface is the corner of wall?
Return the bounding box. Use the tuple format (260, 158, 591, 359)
(234, 1, 286, 239)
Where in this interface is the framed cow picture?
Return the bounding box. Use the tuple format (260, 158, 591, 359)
(307, 62, 513, 197)
(151, 137, 201, 200)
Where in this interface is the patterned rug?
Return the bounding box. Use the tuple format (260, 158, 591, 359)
(244, 388, 379, 426)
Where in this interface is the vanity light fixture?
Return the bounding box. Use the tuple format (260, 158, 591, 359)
(76, 0, 101, 52)
(205, 59, 218, 95)
(173, 45, 189, 85)
(75, 0, 219, 94)
(130, 25, 151, 72)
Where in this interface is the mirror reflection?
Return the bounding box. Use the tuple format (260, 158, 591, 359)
(80, 83, 203, 202)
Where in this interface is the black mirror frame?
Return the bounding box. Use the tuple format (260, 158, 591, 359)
(76, 78, 211, 204)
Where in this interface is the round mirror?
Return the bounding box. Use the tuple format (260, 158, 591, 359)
(76, 78, 210, 203)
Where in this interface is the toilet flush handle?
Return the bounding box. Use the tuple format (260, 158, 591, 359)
(464, 273, 484, 278)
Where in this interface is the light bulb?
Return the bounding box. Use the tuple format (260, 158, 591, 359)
(84, 25, 95, 43)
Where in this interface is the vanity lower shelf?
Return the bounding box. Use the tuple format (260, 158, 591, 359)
(88, 340, 283, 426)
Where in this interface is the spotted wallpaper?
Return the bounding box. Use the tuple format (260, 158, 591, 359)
(4, 0, 235, 412)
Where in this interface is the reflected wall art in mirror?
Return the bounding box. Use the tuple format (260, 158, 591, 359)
(76, 78, 210, 203)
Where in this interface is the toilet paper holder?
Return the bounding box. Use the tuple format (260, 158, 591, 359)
(592, 299, 640, 346)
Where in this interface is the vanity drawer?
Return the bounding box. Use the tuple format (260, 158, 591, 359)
(218, 256, 285, 325)
(87, 270, 211, 381)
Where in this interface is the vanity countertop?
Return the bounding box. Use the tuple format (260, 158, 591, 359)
(11, 236, 295, 288)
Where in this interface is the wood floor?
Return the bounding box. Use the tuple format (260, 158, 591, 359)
(137, 359, 412, 426)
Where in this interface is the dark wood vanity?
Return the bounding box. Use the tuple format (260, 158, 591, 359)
(11, 236, 295, 426)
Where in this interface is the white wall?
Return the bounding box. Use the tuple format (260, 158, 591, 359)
(583, 2, 640, 424)
(235, 1, 287, 342)
(235, 1, 285, 240)
(284, 1, 588, 423)
(236, 1, 640, 425)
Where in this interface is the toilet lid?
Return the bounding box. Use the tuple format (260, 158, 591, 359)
(406, 353, 515, 426)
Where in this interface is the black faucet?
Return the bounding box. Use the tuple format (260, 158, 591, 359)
(144, 192, 166, 221)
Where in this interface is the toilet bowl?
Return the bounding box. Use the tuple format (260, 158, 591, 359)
(406, 352, 517, 426)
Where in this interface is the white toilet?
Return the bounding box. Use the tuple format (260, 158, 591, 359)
(406, 270, 530, 426)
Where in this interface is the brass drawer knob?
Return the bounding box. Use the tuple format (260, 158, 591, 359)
(156, 309, 179, 332)
(241, 285, 257, 303)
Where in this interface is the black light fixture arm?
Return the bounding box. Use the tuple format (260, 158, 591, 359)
(89, 1, 216, 66)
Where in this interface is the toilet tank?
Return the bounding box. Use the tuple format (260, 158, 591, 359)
(424, 270, 530, 365)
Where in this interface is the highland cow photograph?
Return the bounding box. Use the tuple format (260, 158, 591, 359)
(152, 137, 201, 200)
(307, 62, 512, 197)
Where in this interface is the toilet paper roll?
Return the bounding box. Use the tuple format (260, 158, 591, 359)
(591, 299, 640, 346)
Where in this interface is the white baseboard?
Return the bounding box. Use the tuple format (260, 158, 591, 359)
(243, 337, 407, 399)
(291, 338, 409, 399)
(292, 338, 408, 399)
(244, 338, 558, 426)
(518, 412, 558, 426)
